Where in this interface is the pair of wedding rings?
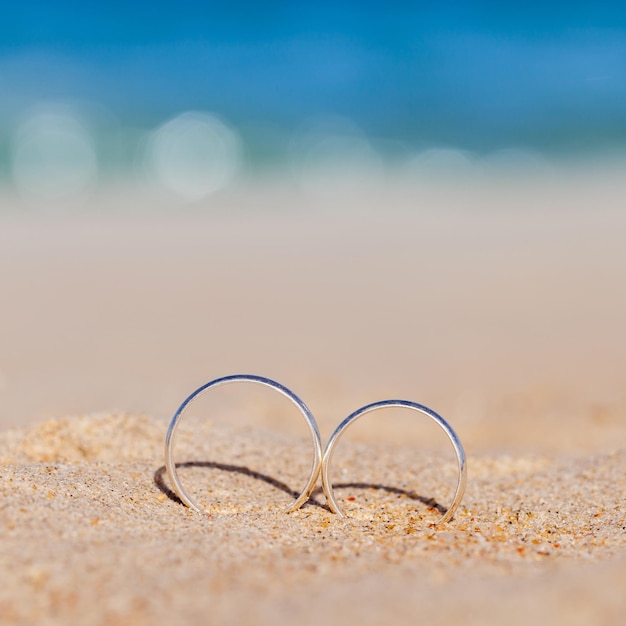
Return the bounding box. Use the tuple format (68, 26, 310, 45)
(164, 374, 467, 525)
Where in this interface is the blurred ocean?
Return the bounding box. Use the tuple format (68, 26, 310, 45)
(1, 2, 625, 208)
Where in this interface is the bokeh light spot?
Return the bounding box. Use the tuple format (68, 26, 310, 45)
(146, 112, 241, 201)
(11, 105, 98, 199)
(291, 116, 384, 208)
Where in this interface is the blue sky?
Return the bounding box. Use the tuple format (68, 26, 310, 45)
(1, 2, 626, 152)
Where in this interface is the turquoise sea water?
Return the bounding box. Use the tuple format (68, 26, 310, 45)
(2, 3, 626, 204)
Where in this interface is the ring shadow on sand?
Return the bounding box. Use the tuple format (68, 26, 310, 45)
(310, 483, 447, 515)
(154, 462, 446, 516)
(153, 461, 327, 510)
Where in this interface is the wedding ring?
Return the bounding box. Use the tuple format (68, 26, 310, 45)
(321, 399, 467, 524)
(165, 374, 323, 513)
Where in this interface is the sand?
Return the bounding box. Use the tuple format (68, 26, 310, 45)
(0, 413, 624, 625)
(0, 177, 625, 624)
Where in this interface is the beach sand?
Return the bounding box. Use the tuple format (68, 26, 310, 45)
(1, 177, 625, 624)
(0, 413, 624, 625)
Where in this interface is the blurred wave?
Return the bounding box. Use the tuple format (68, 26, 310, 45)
(1, 99, 626, 211)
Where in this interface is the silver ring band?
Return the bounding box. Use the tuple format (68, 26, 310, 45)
(321, 399, 467, 524)
(164, 374, 323, 513)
